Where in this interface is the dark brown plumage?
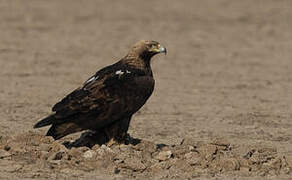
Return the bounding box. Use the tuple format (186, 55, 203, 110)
(34, 40, 166, 144)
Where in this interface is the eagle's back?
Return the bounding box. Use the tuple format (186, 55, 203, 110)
(35, 61, 154, 139)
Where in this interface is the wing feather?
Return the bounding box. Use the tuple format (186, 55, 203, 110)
(50, 63, 154, 129)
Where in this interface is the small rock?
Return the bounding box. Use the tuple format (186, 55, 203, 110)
(50, 142, 67, 152)
(114, 159, 124, 164)
(68, 147, 82, 159)
(185, 152, 200, 165)
(83, 150, 96, 159)
(41, 136, 55, 144)
(119, 144, 132, 152)
(197, 144, 217, 161)
(240, 167, 251, 172)
(48, 150, 65, 161)
(150, 161, 172, 171)
(49, 160, 61, 166)
(122, 158, 146, 171)
(156, 144, 169, 151)
(0, 149, 11, 158)
(91, 144, 100, 151)
(31, 173, 41, 178)
(155, 151, 173, 161)
(132, 140, 156, 153)
(211, 138, 231, 150)
(96, 145, 113, 155)
(4, 145, 10, 151)
(188, 146, 195, 151)
(221, 158, 240, 171)
(114, 168, 120, 174)
(101, 144, 113, 151)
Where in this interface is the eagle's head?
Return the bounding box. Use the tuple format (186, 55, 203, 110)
(128, 40, 167, 61)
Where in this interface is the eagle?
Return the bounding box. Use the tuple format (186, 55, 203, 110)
(34, 40, 166, 145)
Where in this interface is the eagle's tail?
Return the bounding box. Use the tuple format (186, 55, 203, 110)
(46, 124, 66, 140)
(33, 115, 55, 128)
(35, 115, 82, 140)
(46, 122, 81, 140)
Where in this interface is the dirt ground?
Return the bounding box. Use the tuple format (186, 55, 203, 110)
(1, 0, 292, 179)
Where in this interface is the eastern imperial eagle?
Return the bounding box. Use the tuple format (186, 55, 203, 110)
(34, 40, 166, 144)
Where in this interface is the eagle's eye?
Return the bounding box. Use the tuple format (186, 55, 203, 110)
(149, 44, 157, 50)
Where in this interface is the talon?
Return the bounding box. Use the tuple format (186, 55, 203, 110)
(107, 138, 117, 147)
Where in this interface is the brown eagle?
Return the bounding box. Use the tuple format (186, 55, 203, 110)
(34, 40, 166, 144)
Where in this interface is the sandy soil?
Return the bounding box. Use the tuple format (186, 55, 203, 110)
(1, 0, 292, 179)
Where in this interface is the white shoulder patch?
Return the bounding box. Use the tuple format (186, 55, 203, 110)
(115, 70, 124, 75)
(126, 70, 131, 74)
(86, 76, 98, 83)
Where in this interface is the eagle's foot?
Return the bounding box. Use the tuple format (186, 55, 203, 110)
(107, 138, 118, 147)
(105, 131, 128, 146)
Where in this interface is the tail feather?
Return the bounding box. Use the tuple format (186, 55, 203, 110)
(46, 122, 82, 140)
(46, 125, 65, 140)
(35, 115, 82, 140)
(34, 115, 55, 128)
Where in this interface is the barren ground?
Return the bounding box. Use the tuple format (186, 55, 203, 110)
(1, 0, 292, 179)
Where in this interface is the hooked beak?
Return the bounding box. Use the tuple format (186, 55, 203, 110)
(159, 45, 167, 55)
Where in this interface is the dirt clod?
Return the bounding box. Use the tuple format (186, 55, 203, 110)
(83, 150, 96, 159)
(154, 151, 173, 161)
(0, 132, 291, 179)
(0, 149, 11, 159)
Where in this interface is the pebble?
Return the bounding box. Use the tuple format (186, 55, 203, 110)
(154, 151, 173, 161)
(123, 157, 146, 171)
(96, 145, 113, 155)
(0, 149, 11, 158)
(83, 150, 96, 159)
(48, 150, 65, 161)
(185, 152, 200, 165)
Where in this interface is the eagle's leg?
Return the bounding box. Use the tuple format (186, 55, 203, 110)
(104, 116, 131, 146)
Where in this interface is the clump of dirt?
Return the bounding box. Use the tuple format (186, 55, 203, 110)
(0, 132, 291, 179)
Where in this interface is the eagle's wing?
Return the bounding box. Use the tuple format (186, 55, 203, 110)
(51, 64, 154, 128)
(51, 76, 105, 118)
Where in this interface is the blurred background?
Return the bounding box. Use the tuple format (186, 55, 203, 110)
(0, 0, 292, 153)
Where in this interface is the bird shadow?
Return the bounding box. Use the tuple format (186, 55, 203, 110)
(63, 131, 141, 149)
